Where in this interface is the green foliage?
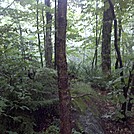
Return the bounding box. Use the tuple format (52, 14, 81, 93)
(68, 60, 81, 77)
(72, 128, 82, 134)
(0, 0, 133, 132)
(72, 97, 88, 113)
(106, 65, 134, 120)
(71, 81, 95, 95)
(35, 68, 57, 92)
(0, 97, 7, 113)
(45, 125, 60, 134)
(44, 125, 82, 134)
(0, 1, 59, 133)
(71, 81, 101, 116)
(0, 66, 58, 133)
(114, 110, 125, 120)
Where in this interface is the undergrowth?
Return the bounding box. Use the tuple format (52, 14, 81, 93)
(0, 68, 59, 134)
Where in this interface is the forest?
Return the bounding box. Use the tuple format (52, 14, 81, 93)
(0, 0, 134, 134)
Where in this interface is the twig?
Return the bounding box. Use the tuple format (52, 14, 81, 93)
(2, 0, 15, 12)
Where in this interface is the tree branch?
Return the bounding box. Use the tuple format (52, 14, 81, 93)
(2, 0, 15, 12)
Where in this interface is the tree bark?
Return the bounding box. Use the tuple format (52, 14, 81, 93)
(95, 0, 98, 69)
(45, 0, 53, 68)
(127, 75, 134, 111)
(92, 0, 98, 70)
(101, 0, 113, 75)
(42, 4, 46, 64)
(127, 62, 134, 111)
(54, 0, 58, 69)
(115, 19, 122, 69)
(107, 0, 127, 119)
(36, 0, 43, 67)
(57, 0, 72, 133)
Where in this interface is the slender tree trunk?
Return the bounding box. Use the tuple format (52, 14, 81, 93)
(36, 0, 43, 67)
(42, 4, 46, 62)
(54, 0, 58, 69)
(14, 4, 25, 61)
(127, 62, 134, 111)
(92, 0, 99, 70)
(95, 0, 98, 69)
(92, 25, 102, 70)
(107, 0, 127, 119)
(45, 0, 53, 68)
(57, 0, 72, 133)
(19, 24, 25, 60)
(101, 0, 113, 75)
(115, 19, 122, 69)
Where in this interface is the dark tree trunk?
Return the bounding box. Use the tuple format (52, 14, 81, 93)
(54, 0, 58, 69)
(95, 0, 98, 69)
(36, 0, 43, 67)
(127, 63, 134, 111)
(92, 0, 98, 70)
(92, 25, 102, 70)
(57, 0, 72, 133)
(101, 0, 113, 75)
(115, 19, 122, 69)
(107, 0, 128, 119)
(127, 76, 134, 111)
(45, 0, 53, 68)
(42, 4, 46, 63)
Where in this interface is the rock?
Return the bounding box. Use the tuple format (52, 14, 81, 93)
(73, 109, 104, 134)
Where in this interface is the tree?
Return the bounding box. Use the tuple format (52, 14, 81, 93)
(36, 0, 43, 67)
(107, 0, 133, 120)
(127, 62, 134, 111)
(101, 0, 113, 75)
(57, 0, 72, 133)
(45, 0, 53, 68)
(92, 0, 99, 70)
(54, 0, 58, 69)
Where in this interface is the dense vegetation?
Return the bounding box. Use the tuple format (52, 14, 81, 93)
(0, 0, 133, 134)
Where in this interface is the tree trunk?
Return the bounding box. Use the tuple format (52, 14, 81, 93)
(45, 0, 53, 68)
(92, 0, 98, 70)
(36, 0, 43, 67)
(54, 0, 58, 69)
(127, 62, 134, 111)
(115, 19, 122, 69)
(92, 25, 102, 70)
(19, 24, 25, 60)
(101, 0, 113, 75)
(127, 75, 134, 111)
(95, 0, 98, 69)
(42, 4, 46, 64)
(57, 0, 72, 133)
(107, 0, 127, 119)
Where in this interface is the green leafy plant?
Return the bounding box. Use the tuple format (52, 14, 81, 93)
(45, 125, 60, 134)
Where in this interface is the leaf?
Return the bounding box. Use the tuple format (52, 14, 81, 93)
(130, 99, 134, 103)
(115, 110, 125, 119)
(6, 131, 18, 134)
(19, 0, 35, 6)
(118, 94, 126, 103)
(20, 106, 30, 111)
(0, 98, 7, 112)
